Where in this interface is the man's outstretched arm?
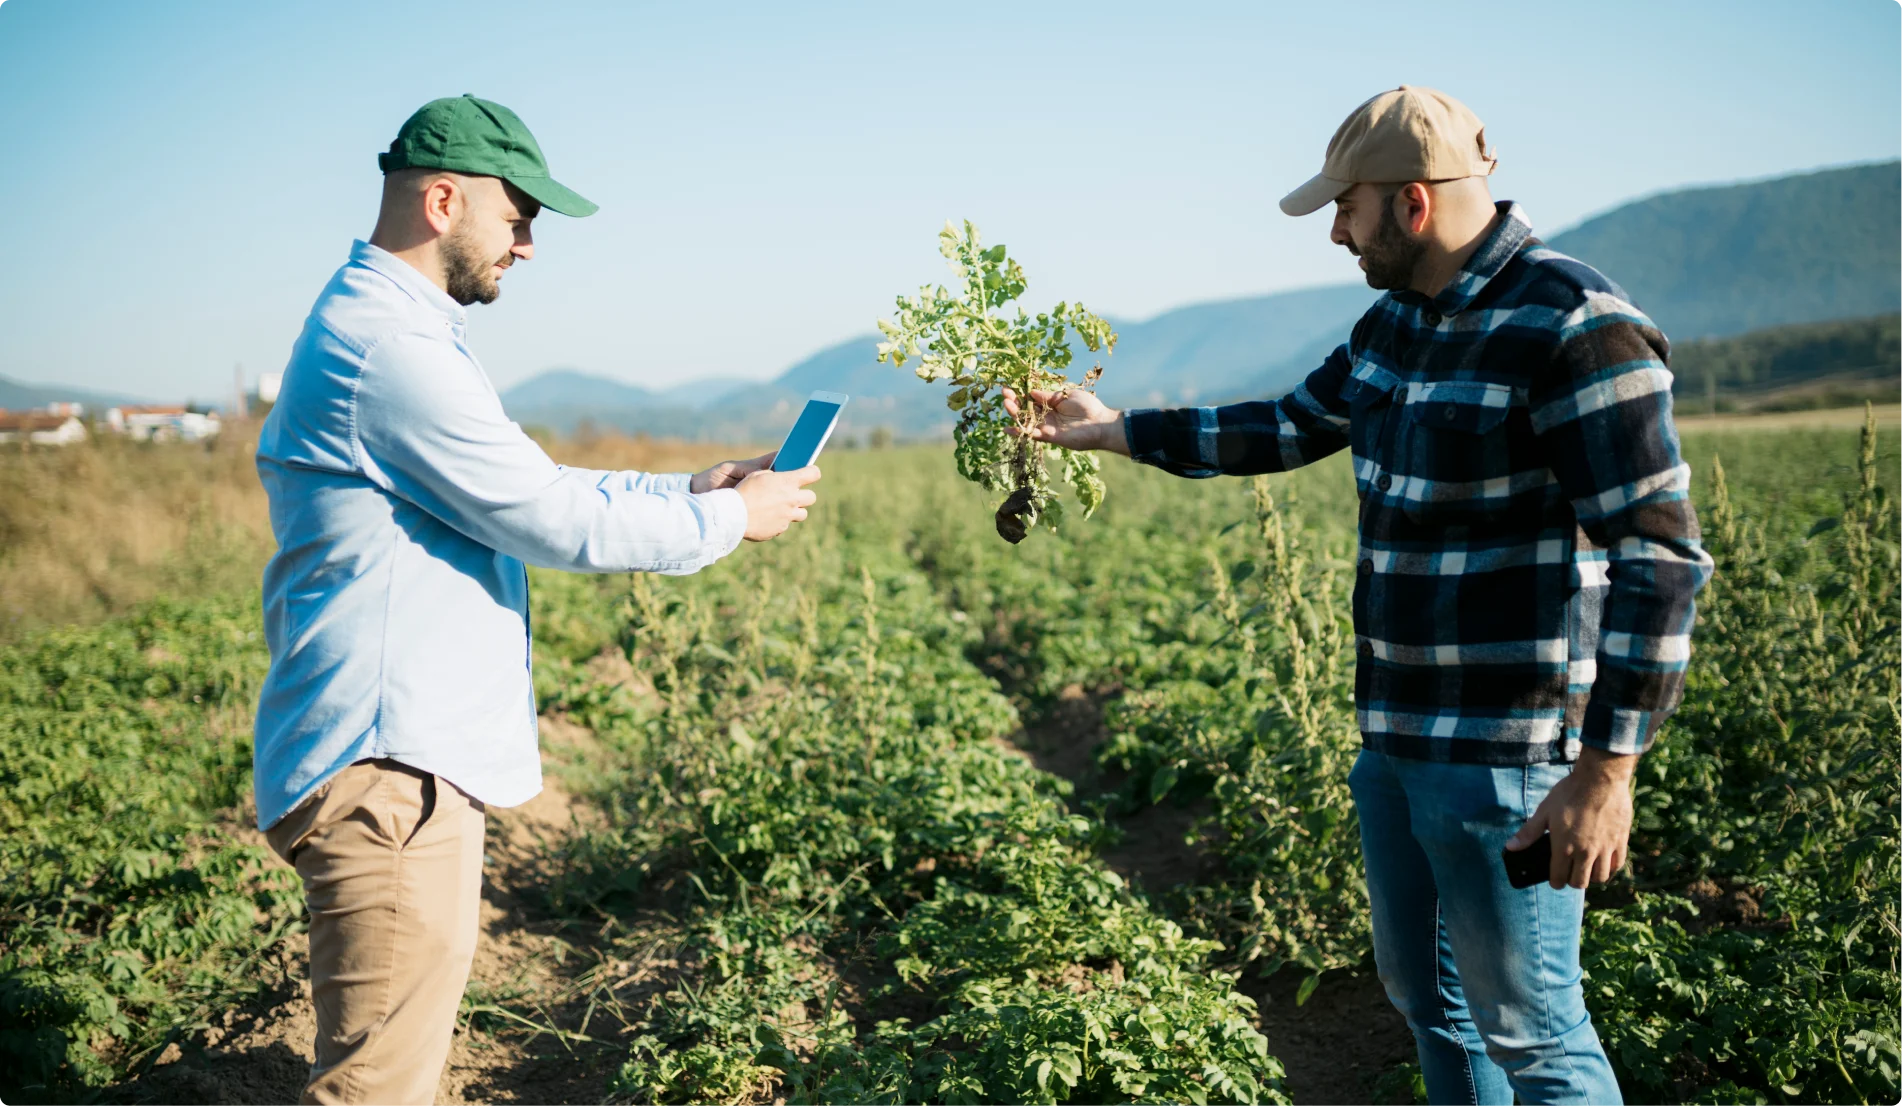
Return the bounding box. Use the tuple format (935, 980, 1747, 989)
(355, 334, 817, 571)
(1007, 343, 1356, 477)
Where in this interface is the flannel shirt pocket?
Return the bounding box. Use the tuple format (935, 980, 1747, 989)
(1339, 372, 1398, 407)
(1401, 381, 1516, 523)
(1341, 369, 1400, 498)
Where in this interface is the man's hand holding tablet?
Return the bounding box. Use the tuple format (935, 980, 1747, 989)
(703, 392, 845, 542)
(735, 464, 820, 541)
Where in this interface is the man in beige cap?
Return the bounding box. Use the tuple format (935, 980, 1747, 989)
(1010, 86, 1709, 1104)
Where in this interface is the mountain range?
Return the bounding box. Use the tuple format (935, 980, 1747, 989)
(10, 161, 1893, 435)
(501, 159, 1900, 440)
(1217, 158, 1900, 403)
(502, 158, 1902, 439)
(0, 377, 145, 413)
(1546, 161, 1900, 340)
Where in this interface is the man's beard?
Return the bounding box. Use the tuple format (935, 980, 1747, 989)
(1352, 201, 1426, 291)
(441, 222, 508, 306)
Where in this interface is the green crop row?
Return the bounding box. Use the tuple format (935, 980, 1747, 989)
(0, 597, 301, 1097)
(532, 491, 1289, 1104)
(1, 418, 1893, 1104)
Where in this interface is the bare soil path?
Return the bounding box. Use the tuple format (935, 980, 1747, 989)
(1004, 684, 1417, 1105)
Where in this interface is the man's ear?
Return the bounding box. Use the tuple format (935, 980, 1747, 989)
(1396, 182, 1432, 236)
(420, 175, 463, 236)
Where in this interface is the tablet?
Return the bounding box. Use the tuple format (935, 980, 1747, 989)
(771, 391, 849, 472)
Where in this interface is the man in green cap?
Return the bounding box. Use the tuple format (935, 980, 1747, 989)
(252, 95, 821, 1104)
(369, 93, 600, 307)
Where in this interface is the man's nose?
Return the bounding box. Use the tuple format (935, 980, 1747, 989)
(512, 238, 534, 263)
(1329, 221, 1351, 247)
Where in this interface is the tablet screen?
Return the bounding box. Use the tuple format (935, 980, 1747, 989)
(772, 398, 844, 471)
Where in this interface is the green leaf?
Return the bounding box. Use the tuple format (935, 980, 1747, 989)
(1149, 763, 1180, 804)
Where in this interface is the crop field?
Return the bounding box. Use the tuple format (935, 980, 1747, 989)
(0, 412, 1897, 1105)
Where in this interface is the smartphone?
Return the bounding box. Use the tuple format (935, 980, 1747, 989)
(771, 391, 849, 472)
(1502, 833, 1554, 889)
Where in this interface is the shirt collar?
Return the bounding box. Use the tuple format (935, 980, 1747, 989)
(349, 240, 469, 332)
(1394, 200, 1533, 317)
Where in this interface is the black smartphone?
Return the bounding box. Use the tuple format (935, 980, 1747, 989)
(1502, 833, 1553, 889)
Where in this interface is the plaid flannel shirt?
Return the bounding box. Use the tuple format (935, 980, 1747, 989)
(1124, 202, 1713, 764)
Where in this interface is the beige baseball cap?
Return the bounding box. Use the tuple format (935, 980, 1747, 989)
(1279, 86, 1498, 216)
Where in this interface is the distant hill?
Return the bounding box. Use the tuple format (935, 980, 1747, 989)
(0, 374, 145, 413)
(505, 285, 1380, 440)
(1547, 160, 1901, 341)
(1671, 312, 1899, 414)
(1231, 160, 1902, 401)
(1093, 285, 1378, 406)
(500, 368, 750, 433)
(802, 285, 1380, 409)
(503, 160, 1901, 440)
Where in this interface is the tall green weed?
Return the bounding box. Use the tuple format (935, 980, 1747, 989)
(1589, 408, 1900, 1103)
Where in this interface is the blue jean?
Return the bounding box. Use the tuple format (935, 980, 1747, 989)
(1349, 749, 1623, 1105)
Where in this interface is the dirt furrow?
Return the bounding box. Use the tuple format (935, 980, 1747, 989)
(999, 682, 1416, 1106)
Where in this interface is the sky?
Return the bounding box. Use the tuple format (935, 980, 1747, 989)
(0, 0, 1897, 404)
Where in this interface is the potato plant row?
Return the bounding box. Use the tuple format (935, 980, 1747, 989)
(528, 498, 1287, 1104)
(0, 418, 1894, 1104)
(892, 416, 1900, 1104)
(0, 598, 301, 1094)
(5, 474, 1293, 1102)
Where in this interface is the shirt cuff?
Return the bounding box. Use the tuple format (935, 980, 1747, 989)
(1122, 408, 1159, 461)
(701, 486, 748, 558)
(1577, 698, 1660, 757)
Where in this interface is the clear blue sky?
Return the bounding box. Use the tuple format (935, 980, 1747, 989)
(1, 0, 1896, 403)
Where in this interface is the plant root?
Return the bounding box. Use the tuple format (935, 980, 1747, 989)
(995, 486, 1036, 544)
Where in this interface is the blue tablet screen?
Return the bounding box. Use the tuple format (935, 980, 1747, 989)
(772, 399, 843, 471)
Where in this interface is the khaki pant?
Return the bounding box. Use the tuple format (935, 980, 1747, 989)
(266, 759, 486, 1105)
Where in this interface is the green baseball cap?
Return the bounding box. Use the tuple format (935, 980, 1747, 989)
(377, 94, 598, 218)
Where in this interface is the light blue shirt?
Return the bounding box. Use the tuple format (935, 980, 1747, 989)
(252, 241, 747, 829)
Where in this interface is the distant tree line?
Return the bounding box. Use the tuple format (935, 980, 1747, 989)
(1669, 312, 1899, 413)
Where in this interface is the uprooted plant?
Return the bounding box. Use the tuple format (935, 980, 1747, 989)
(876, 220, 1116, 543)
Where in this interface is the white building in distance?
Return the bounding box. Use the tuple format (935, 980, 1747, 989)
(0, 412, 89, 446)
(105, 405, 222, 442)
